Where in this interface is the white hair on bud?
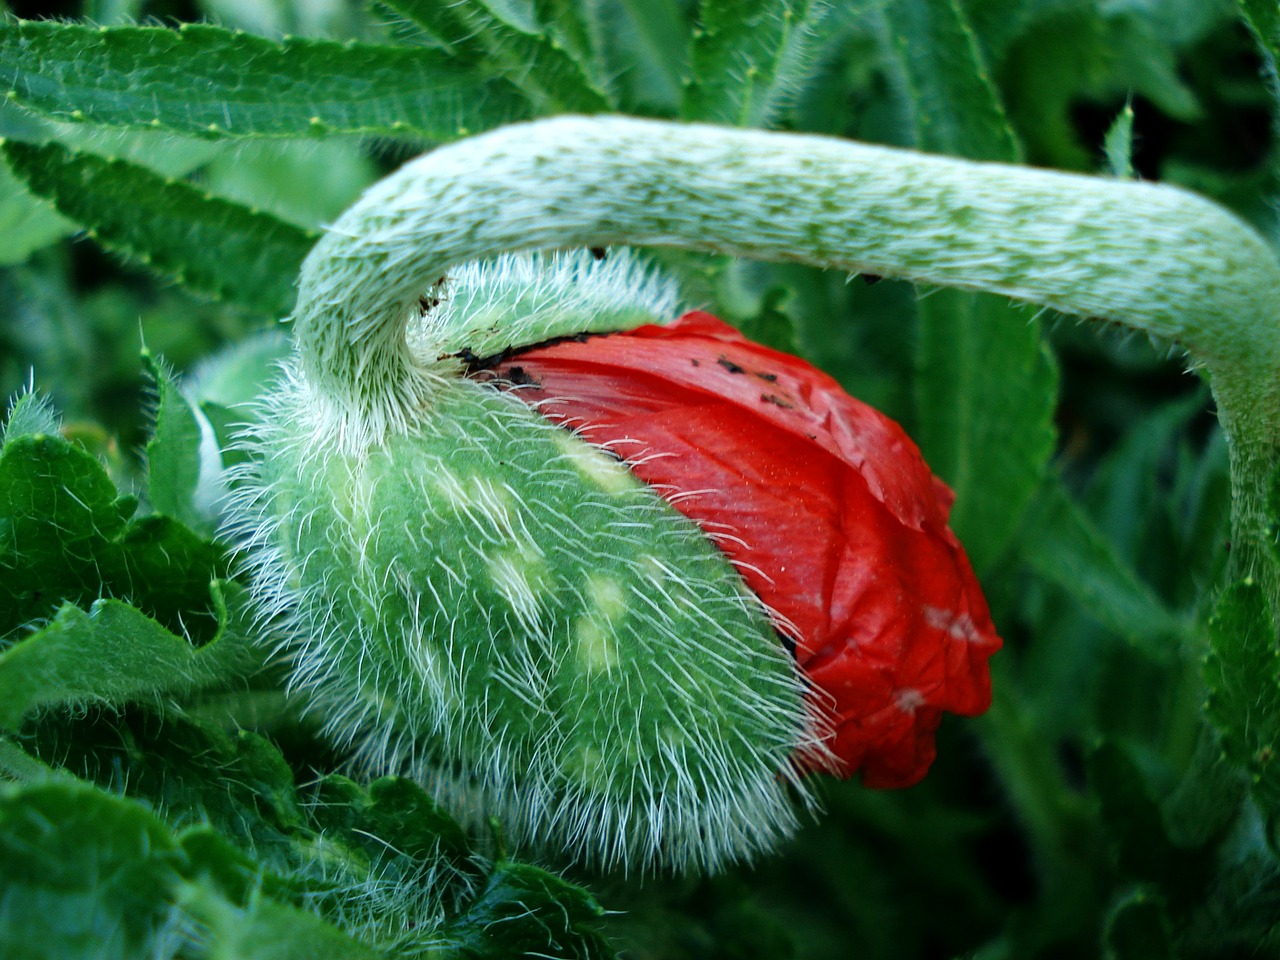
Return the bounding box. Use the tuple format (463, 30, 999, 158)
(407, 248, 683, 364)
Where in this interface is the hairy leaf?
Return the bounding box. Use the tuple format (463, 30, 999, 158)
(0, 780, 189, 960)
(601, 0, 689, 112)
(1103, 101, 1136, 178)
(884, 0, 1022, 162)
(881, 0, 1055, 574)
(1237, 0, 1280, 75)
(0, 18, 529, 140)
(0, 429, 228, 641)
(442, 859, 611, 958)
(186, 892, 384, 960)
(0, 779, 379, 960)
(1205, 579, 1280, 818)
(913, 292, 1057, 573)
(1019, 478, 1191, 659)
(0, 582, 258, 730)
(19, 706, 614, 959)
(532, 0, 601, 81)
(1104, 888, 1173, 960)
(144, 353, 206, 532)
(1088, 741, 1182, 884)
(0, 151, 74, 264)
(382, 0, 611, 112)
(683, 0, 832, 126)
(2, 139, 316, 317)
(1, 390, 59, 444)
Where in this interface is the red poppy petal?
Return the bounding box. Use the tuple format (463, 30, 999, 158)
(476, 311, 1001, 787)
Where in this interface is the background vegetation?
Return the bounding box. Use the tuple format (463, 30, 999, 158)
(2, 0, 1279, 956)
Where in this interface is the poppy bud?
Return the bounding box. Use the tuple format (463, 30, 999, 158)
(477, 310, 1001, 789)
(238, 249, 998, 874)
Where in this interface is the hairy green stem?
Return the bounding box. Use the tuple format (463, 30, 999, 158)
(293, 114, 1280, 599)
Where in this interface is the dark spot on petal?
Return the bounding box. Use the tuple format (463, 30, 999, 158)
(761, 393, 794, 408)
(754, 371, 778, 382)
(590, 246, 607, 260)
(690, 358, 701, 367)
(504, 365, 541, 387)
(717, 356, 747, 374)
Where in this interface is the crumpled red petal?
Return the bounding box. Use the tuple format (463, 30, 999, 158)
(476, 310, 1001, 788)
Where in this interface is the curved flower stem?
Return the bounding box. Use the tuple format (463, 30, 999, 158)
(293, 115, 1280, 608)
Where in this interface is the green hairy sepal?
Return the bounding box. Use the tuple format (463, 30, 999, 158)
(233, 253, 824, 873)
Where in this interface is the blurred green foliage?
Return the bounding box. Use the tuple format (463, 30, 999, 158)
(2, 0, 1279, 957)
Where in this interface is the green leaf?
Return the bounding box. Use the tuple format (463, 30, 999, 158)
(1238, 0, 1280, 76)
(1088, 741, 1182, 885)
(21, 699, 612, 958)
(0, 580, 259, 730)
(0, 735, 65, 782)
(531, 0, 602, 81)
(1103, 887, 1173, 960)
(1, 430, 137, 636)
(683, 0, 833, 127)
(201, 401, 254, 473)
(881, 0, 1022, 163)
(0, 151, 73, 264)
(993, 5, 1205, 170)
(1, 139, 317, 317)
(1163, 727, 1246, 850)
(183, 330, 293, 476)
(1019, 477, 1191, 660)
(879, 0, 1055, 574)
(30, 706, 314, 866)
(1079, 392, 1223, 601)
(1104, 101, 1137, 179)
(915, 292, 1058, 573)
(443, 859, 612, 959)
(601, 0, 689, 112)
(144, 353, 206, 531)
(198, 139, 378, 231)
(1205, 579, 1280, 818)
(382, 0, 611, 112)
(0, 18, 530, 140)
(1, 390, 59, 445)
(186, 330, 292, 410)
(0, 778, 381, 960)
(734, 285, 802, 356)
(1266, 460, 1280, 570)
(185, 889, 384, 960)
(305, 774, 473, 879)
(0, 430, 229, 640)
(0, 780, 188, 960)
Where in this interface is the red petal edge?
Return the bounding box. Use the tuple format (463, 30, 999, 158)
(478, 311, 1002, 788)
